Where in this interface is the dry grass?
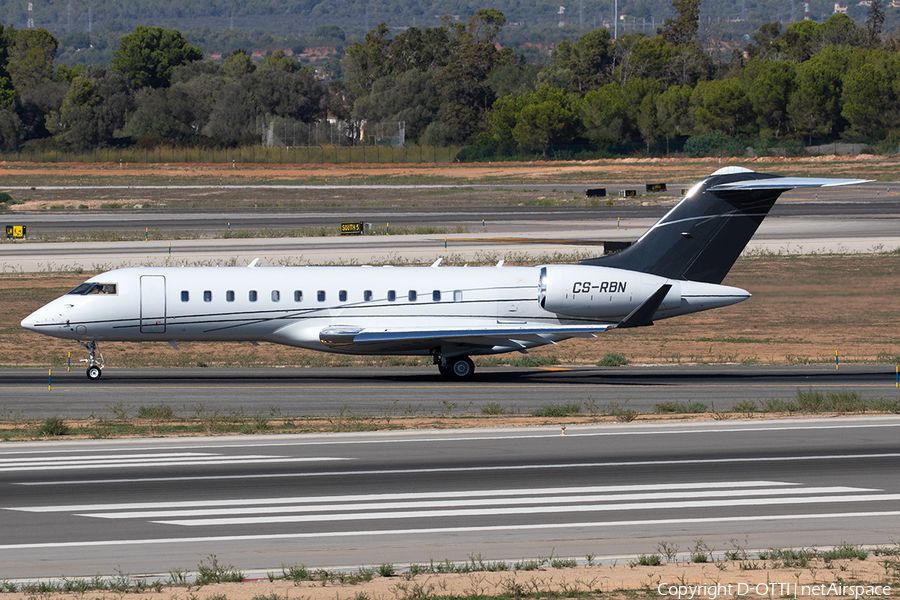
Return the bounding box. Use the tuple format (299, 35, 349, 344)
(4, 254, 899, 370)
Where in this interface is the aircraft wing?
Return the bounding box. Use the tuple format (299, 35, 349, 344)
(314, 323, 615, 352)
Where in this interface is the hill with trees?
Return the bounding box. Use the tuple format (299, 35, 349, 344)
(0, 0, 896, 159)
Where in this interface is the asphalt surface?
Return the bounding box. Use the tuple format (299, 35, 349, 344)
(8, 184, 900, 234)
(2, 365, 897, 419)
(1, 416, 899, 579)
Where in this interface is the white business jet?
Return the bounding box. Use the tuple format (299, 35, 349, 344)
(22, 167, 866, 381)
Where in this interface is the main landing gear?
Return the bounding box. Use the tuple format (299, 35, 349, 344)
(79, 341, 104, 380)
(435, 354, 475, 381)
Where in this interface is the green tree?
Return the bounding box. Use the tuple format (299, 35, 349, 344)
(353, 69, 440, 141)
(747, 22, 782, 59)
(691, 78, 754, 138)
(489, 85, 579, 152)
(486, 62, 542, 98)
(388, 26, 451, 74)
(261, 50, 299, 72)
(865, 0, 885, 48)
(816, 14, 863, 48)
(656, 84, 694, 151)
(579, 83, 627, 144)
(657, 0, 700, 45)
(841, 61, 895, 140)
(112, 26, 202, 89)
(342, 23, 391, 97)
(436, 9, 515, 143)
(743, 59, 796, 137)
(124, 86, 197, 143)
(7, 27, 58, 93)
(782, 20, 818, 62)
(247, 67, 324, 122)
(0, 24, 18, 106)
(203, 82, 258, 147)
(787, 54, 844, 141)
(222, 49, 256, 79)
(553, 27, 612, 92)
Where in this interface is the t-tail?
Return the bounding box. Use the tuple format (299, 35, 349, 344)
(581, 166, 869, 284)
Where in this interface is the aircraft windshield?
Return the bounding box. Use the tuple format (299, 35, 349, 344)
(67, 282, 117, 295)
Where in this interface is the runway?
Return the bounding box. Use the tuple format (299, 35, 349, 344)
(2, 365, 897, 419)
(1, 416, 899, 579)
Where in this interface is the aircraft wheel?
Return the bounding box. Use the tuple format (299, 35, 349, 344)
(447, 356, 475, 381)
(438, 362, 450, 378)
(86, 365, 102, 380)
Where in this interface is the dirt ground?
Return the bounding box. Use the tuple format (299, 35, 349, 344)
(2, 154, 900, 189)
(3, 254, 899, 370)
(0, 556, 896, 600)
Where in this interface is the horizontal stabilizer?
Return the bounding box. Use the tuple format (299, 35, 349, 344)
(616, 283, 671, 329)
(708, 177, 870, 191)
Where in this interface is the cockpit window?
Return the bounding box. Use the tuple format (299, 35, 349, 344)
(67, 282, 117, 295)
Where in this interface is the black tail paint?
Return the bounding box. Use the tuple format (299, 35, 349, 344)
(581, 169, 789, 284)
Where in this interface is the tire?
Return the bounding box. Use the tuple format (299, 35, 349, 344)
(87, 365, 102, 380)
(438, 363, 450, 378)
(448, 356, 474, 381)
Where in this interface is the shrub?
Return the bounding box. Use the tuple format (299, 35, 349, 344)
(39, 417, 69, 436)
(597, 352, 629, 367)
(137, 403, 175, 419)
(684, 131, 744, 158)
(481, 402, 506, 415)
(531, 402, 581, 417)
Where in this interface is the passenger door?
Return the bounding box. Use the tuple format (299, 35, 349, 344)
(140, 275, 166, 333)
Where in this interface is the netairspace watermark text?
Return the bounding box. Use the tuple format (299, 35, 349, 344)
(658, 582, 892, 600)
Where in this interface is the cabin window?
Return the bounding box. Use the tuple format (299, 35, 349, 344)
(249, 290, 258, 302)
(388, 290, 396, 302)
(317, 290, 325, 302)
(339, 290, 347, 302)
(408, 290, 417, 302)
(226, 290, 235, 302)
(68, 283, 117, 295)
(454, 290, 463, 302)
(203, 290, 212, 302)
(294, 290, 303, 302)
(181, 291, 189, 302)
(432, 290, 441, 302)
(271, 290, 280, 302)
(364, 290, 373, 301)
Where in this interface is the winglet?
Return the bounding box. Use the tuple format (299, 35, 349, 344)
(616, 284, 672, 329)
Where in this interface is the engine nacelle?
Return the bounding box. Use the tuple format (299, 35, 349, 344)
(538, 264, 681, 319)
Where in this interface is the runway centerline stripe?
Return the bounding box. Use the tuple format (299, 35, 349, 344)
(72, 487, 875, 520)
(1, 511, 898, 550)
(0, 453, 212, 464)
(7, 481, 796, 512)
(21, 452, 900, 486)
(150, 494, 900, 526)
(0, 456, 348, 473)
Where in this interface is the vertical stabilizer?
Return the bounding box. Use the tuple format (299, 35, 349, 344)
(581, 167, 867, 284)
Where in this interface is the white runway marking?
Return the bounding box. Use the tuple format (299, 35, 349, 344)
(17, 452, 900, 485)
(7, 481, 895, 529)
(0, 452, 348, 472)
(0, 511, 898, 551)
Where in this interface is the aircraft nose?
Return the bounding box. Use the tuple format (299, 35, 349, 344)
(21, 308, 44, 331)
(21, 305, 61, 332)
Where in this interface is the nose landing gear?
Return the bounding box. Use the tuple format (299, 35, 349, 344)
(78, 341, 104, 380)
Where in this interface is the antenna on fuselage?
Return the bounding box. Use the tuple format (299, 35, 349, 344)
(248, 258, 260, 267)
